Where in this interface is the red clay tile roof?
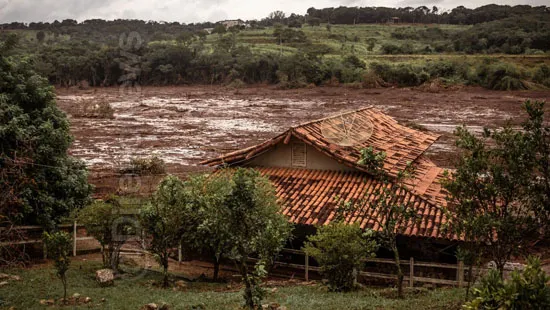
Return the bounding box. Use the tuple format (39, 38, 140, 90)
(201, 107, 449, 207)
(407, 156, 449, 208)
(201, 107, 440, 178)
(256, 167, 456, 240)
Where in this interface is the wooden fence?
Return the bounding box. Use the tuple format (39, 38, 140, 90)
(0, 222, 98, 258)
(276, 248, 472, 288)
(3, 225, 489, 288)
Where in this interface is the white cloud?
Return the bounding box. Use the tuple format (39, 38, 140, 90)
(0, 0, 547, 23)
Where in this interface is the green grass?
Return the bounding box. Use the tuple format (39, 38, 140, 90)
(183, 24, 549, 70)
(0, 260, 466, 310)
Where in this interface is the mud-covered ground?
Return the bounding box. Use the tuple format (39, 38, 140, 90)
(55, 85, 550, 195)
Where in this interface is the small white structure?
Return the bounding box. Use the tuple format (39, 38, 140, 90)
(220, 19, 249, 28)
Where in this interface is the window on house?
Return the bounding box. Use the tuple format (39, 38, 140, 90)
(291, 143, 307, 167)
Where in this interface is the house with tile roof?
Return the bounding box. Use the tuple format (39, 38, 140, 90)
(201, 107, 457, 260)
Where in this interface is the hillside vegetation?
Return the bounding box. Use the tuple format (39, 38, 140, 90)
(0, 4, 549, 90)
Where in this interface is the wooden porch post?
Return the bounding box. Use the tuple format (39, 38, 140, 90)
(409, 257, 414, 287)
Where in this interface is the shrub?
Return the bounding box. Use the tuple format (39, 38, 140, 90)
(78, 197, 135, 273)
(303, 222, 378, 292)
(227, 78, 246, 89)
(370, 62, 430, 87)
(343, 55, 366, 69)
(476, 62, 528, 90)
(381, 42, 414, 55)
(533, 64, 550, 87)
(464, 257, 550, 310)
(120, 156, 166, 176)
(43, 231, 72, 301)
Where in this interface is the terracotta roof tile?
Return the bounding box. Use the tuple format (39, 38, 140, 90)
(255, 167, 456, 240)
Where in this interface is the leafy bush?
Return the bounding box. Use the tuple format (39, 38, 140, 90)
(303, 222, 378, 292)
(43, 231, 72, 301)
(381, 42, 414, 55)
(78, 197, 135, 272)
(475, 62, 528, 90)
(464, 257, 550, 310)
(370, 62, 429, 87)
(533, 64, 550, 87)
(120, 156, 166, 176)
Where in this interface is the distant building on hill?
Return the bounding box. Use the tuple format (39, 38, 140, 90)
(219, 19, 249, 28)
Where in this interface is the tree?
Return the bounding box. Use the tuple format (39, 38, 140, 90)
(78, 197, 135, 273)
(268, 11, 286, 23)
(522, 101, 550, 231)
(141, 175, 193, 287)
(36, 31, 46, 43)
(0, 34, 92, 230)
(443, 103, 541, 276)
(212, 24, 227, 35)
(304, 222, 378, 292)
(43, 231, 72, 302)
(356, 147, 417, 298)
(189, 172, 233, 281)
(307, 17, 321, 27)
(222, 168, 292, 309)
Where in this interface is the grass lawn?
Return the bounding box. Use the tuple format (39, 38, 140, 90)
(0, 259, 466, 310)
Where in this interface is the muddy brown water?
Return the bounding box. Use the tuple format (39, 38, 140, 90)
(55, 86, 550, 195)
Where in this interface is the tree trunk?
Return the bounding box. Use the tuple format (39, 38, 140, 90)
(62, 275, 67, 303)
(163, 255, 169, 288)
(496, 262, 505, 278)
(213, 256, 220, 282)
(466, 263, 474, 299)
(239, 259, 254, 310)
(392, 244, 404, 298)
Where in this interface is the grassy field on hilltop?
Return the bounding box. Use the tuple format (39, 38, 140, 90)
(214, 24, 470, 59)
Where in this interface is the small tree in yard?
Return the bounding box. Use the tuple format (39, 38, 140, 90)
(43, 231, 72, 302)
(78, 196, 134, 273)
(304, 222, 378, 292)
(141, 175, 194, 288)
(443, 102, 543, 277)
(357, 146, 418, 299)
(222, 168, 292, 309)
(189, 172, 233, 281)
(522, 101, 550, 233)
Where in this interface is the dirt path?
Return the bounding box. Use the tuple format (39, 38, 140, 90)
(55, 85, 550, 194)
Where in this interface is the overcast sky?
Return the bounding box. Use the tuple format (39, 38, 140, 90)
(0, 0, 546, 24)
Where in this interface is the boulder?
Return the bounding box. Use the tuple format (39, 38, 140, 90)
(95, 269, 115, 287)
(175, 280, 187, 289)
(84, 297, 92, 304)
(269, 302, 280, 310)
(141, 303, 158, 310)
(39, 299, 55, 306)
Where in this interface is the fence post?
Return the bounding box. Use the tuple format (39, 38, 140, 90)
(409, 257, 414, 288)
(305, 253, 309, 281)
(457, 260, 464, 288)
(73, 221, 77, 257)
(178, 244, 182, 263)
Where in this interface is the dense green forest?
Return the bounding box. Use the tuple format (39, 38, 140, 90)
(1, 4, 549, 90)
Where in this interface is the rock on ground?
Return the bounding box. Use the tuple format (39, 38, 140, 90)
(95, 269, 115, 286)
